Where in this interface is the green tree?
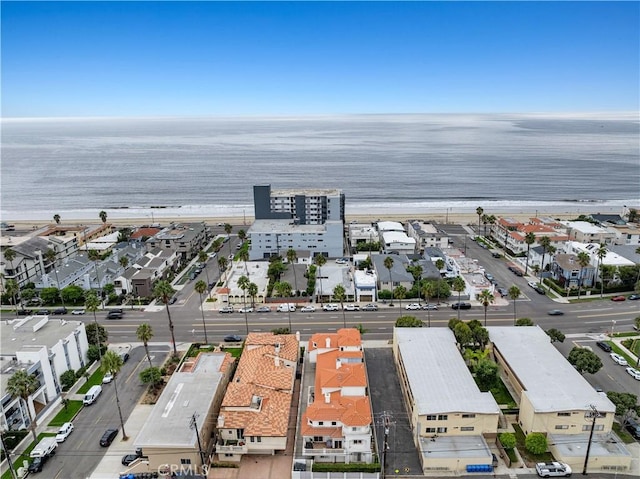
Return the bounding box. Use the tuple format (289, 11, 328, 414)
(596, 244, 607, 298)
(119, 256, 129, 270)
(85, 290, 103, 360)
(99, 210, 107, 223)
(218, 255, 229, 283)
(475, 359, 499, 390)
(88, 249, 103, 307)
(286, 248, 298, 295)
(452, 276, 466, 321)
(314, 254, 327, 304)
(567, 347, 603, 375)
(333, 284, 347, 328)
(53, 214, 61, 224)
(136, 323, 154, 368)
(538, 236, 551, 282)
(384, 256, 394, 305)
(153, 280, 177, 356)
(139, 367, 164, 390)
(247, 282, 258, 308)
(524, 231, 536, 276)
(525, 433, 548, 455)
(395, 316, 423, 327)
(634, 316, 640, 331)
(448, 318, 462, 331)
(4, 248, 18, 307)
(499, 432, 516, 450)
(453, 322, 473, 348)
(238, 229, 246, 242)
(515, 317, 534, 326)
(508, 285, 521, 325)
(87, 345, 103, 362)
(274, 281, 292, 298)
(606, 392, 638, 424)
(61, 285, 84, 305)
(40, 286, 61, 305)
(476, 206, 484, 235)
(393, 285, 407, 310)
(477, 289, 495, 327)
(194, 280, 209, 344)
(60, 370, 77, 391)
(421, 281, 436, 327)
(4, 278, 19, 314)
(238, 248, 249, 274)
(238, 275, 251, 334)
(85, 322, 108, 346)
(576, 251, 591, 298)
(198, 250, 211, 292)
(101, 350, 127, 439)
(6, 370, 39, 442)
(224, 224, 233, 251)
(469, 322, 490, 349)
(545, 328, 566, 343)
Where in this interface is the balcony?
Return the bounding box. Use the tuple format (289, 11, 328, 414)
(216, 439, 248, 454)
(304, 441, 344, 455)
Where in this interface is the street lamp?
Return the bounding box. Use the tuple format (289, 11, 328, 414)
(611, 320, 616, 337)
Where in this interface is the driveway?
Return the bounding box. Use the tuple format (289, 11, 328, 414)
(364, 347, 422, 476)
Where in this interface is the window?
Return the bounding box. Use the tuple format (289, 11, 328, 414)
(180, 459, 191, 465)
(313, 436, 323, 442)
(331, 422, 337, 426)
(437, 415, 448, 421)
(257, 436, 261, 443)
(426, 415, 437, 421)
(582, 424, 604, 431)
(318, 421, 324, 426)
(557, 412, 571, 417)
(353, 439, 363, 445)
(555, 425, 569, 430)
(461, 414, 476, 418)
(460, 427, 474, 431)
(437, 427, 447, 433)
(426, 427, 436, 434)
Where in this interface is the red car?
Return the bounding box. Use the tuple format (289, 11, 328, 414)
(611, 296, 626, 302)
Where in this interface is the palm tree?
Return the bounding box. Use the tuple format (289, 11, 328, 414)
(7, 370, 39, 442)
(101, 350, 127, 440)
(44, 248, 65, 309)
(422, 281, 435, 327)
(136, 323, 154, 368)
(286, 248, 298, 296)
(198, 250, 211, 295)
(5, 279, 19, 314)
(576, 251, 591, 299)
(153, 280, 177, 356)
(193, 280, 209, 344)
(3, 248, 20, 307)
(88, 249, 103, 308)
(224, 223, 233, 252)
(476, 207, 484, 235)
(248, 282, 258, 308)
(85, 290, 102, 360)
(435, 258, 445, 275)
(333, 284, 347, 328)
(597, 244, 607, 298)
(53, 214, 61, 224)
(238, 248, 249, 274)
(314, 254, 327, 304)
(119, 256, 129, 269)
(538, 236, 551, 284)
(274, 281, 292, 298)
(238, 229, 246, 243)
(478, 289, 495, 327)
(508, 285, 521, 325)
(481, 214, 490, 237)
(384, 256, 394, 305)
(393, 285, 407, 310)
(524, 232, 536, 276)
(486, 215, 496, 239)
(452, 276, 466, 321)
(218, 256, 228, 283)
(99, 210, 108, 224)
(238, 275, 250, 334)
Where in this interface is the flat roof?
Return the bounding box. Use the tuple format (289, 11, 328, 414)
(270, 188, 342, 197)
(135, 353, 228, 448)
(1, 317, 83, 354)
(487, 327, 615, 413)
(394, 328, 499, 415)
(549, 433, 631, 458)
(419, 434, 492, 459)
(249, 219, 340, 234)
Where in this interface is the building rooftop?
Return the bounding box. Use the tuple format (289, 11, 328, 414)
(135, 352, 231, 448)
(1, 317, 84, 354)
(562, 221, 609, 234)
(549, 432, 631, 458)
(419, 434, 492, 459)
(270, 187, 342, 197)
(376, 221, 404, 232)
(487, 326, 615, 413)
(249, 219, 341, 234)
(394, 328, 499, 415)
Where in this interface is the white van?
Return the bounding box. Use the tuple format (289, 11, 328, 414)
(277, 303, 296, 312)
(83, 385, 102, 405)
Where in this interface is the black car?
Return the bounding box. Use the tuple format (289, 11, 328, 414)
(451, 302, 472, 310)
(106, 311, 123, 319)
(35, 309, 51, 316)
(224, 334, 243, 342)
(121, 448, 144, 466)
(28, 454, 50, 473)
(17, 309, 31, 316)
(120, 352, 130, 363)
(547, 309, 564, 316)
(596, 341, 612, 352)
(625, 418, 640, 439)
(100, 428, 118, 446)
(52, 307, 68, 315)
(533, 286, 546, 295)
(491, 252, 502, 258)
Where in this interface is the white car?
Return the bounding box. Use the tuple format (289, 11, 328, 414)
(322, 303, 339, 311)
(610, 353, 628, 366)
(422, 304, 438, 310)
(528, 281, 538, 288)
(238, 307, 253, 313)
(535, 462, 572, 478)
(71, 309, 85, 315)
(102, 372, 114, 384)
(626, 367, 640, 380)
(55, 422, 74, 442)
(405, 303, 421, 310)
(335, 258, 349, 265)
(300, 305, 316, 313)
(343, 304, 359, 311)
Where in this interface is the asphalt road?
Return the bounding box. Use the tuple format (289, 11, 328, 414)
(36, 345, 170, 479)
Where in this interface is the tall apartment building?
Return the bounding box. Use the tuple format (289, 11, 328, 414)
(253, 185, 345, 225)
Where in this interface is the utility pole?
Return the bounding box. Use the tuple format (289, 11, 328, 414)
(190, 412, 206, 470)
(1, 432, 18, 479)
(582, 404, 601, 475)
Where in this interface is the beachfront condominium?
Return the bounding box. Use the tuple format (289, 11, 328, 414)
(253, 185, 345, 225)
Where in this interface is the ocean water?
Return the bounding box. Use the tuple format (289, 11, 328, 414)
(1, 113, 638, 221)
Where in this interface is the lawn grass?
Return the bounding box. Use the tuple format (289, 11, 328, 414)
(612, 422, 635, 444)
(224, 347, 243, 358)
(47, 400, 83, 427)
(512, 423, 554, 464)
(614, 332, 640, 338)
(2, 432, 56, 479)
(505, 448, 518, 465)
(608, 342, 637, 368)
(490, 380, 517, 408)
(77, 367, 105, 394)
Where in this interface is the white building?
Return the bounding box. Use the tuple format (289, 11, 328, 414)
(353, 269, 377, 303)
(406, 220, 449, 251)
(253, 185, 345, 225)
(562, 221, 616, 245)
(380, 231, 416, 254)
(1, 317, 89, 432)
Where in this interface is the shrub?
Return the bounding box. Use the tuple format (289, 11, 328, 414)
(499, 432, 516, 450)
(525, 432, 548, 455)
(60, 370, 77, 391)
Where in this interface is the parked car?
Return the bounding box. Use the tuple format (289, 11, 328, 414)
(28, 454, 50, 473)
(628, 294, 640, 300)
(223, 335, 243, 342)
(35, 309, 51, 316)
(625, 418, 640, 439)
(168, 296, 178, 305)
(533, 285, 546, 295)
(255, 306, 271, 313)
(611, 295, 626, 302)
(219, 306, 234, 314)
(322, 303, 339, 311)
(535, 461, 572, 478)
(491, 252, 501, 258)
(335, 258, 349, 265)
(52, 307, 68, 315)
(120, 352, 130, 363)
(451, 302, 471, 310)
(71, 308, 86, 315)
(55, 422, 74, 442)
(405, 303, 421, 310)
(596, 341, 612, 352)
(343, 304, 360, 311)
(547, 310, 564, 316)
(106, 311, 123, 319)
(362, 303, 378, 311)
(102, 372, 114, 384)
(121, 448, 144, 466)
(300, 305, 316, 313)
(497, 288, 508, 296)
(238, 306, 254, 313)
(99, 428, 118, 447)
(527, 281, 537, 288)
(625, 367, 640, 380)
(17, 309, 31, 316)
(610, 353, 628, 366)
(422, 303, 438, 310)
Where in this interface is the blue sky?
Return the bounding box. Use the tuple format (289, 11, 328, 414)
(2, 1, 638, 117)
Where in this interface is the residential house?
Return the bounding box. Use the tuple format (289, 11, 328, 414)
(406, 220, 449, 251)
(217, 333, 298, 461)
(370, 254, 414, 293)
(562, 221, 616, 245)
(346, 224, 378, 254)
(145, 222, 210, 261)
(551, 253, 596, 290)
